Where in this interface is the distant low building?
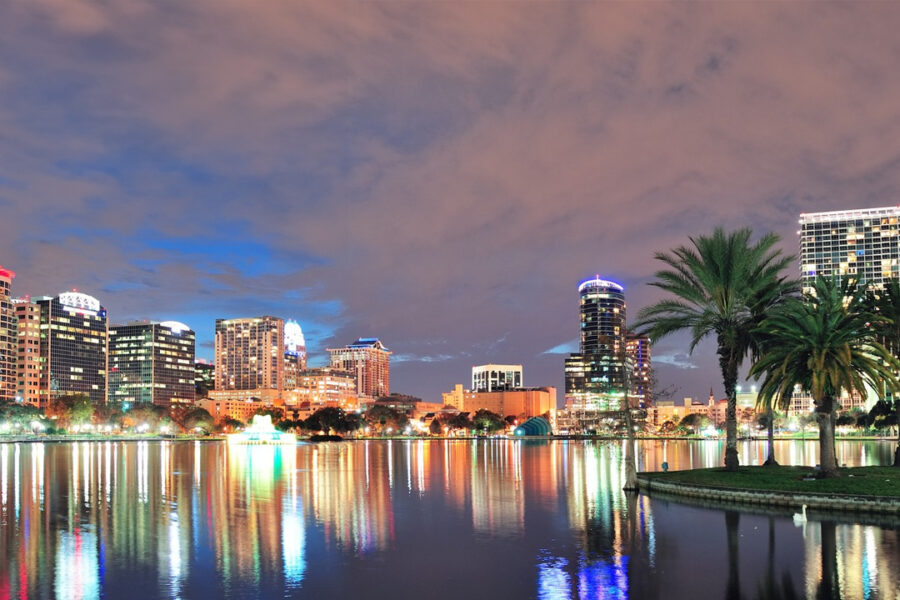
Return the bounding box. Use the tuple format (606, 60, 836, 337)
(284, 367, 358, 408)
(441, 384, 556, 420)
(197, 396, 273, 425)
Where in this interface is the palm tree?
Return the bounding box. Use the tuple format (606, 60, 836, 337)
(634, 228, 795, 471)
(750, 277, 900, 477)
(865, 278, 900, 466)
(755, 390, 791, 467)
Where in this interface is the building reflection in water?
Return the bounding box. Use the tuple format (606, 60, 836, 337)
(0, 440, 897, 598)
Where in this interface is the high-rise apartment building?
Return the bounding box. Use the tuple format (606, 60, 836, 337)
(0, 266, 15, 402)
(14, 292, 109, 406)
(799, 206, 900, 291)
(14, 298, 40, 406)
(564, 277, 630, 415)
(626, 333, 652, 408)
(472, 364, 523, 392)
(108, 321, 196, 406)
(213, 316, 284, 403)
(327, 338, 390, 399)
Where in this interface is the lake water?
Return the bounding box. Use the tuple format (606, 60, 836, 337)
(0, 439, 897, 599)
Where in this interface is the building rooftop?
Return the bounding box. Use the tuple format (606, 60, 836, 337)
(578, 276, 624, 293)
(799, 206, 900, 224)
(346, 338, 389, 351)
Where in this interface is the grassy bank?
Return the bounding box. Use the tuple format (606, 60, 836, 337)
(641, 466, 900, 498)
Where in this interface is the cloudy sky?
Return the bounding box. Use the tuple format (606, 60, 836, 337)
(3, 1, 900, 402)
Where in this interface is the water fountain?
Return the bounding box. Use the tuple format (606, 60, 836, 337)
(226, 414, 297, 445)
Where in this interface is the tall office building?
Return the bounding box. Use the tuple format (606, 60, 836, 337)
(283, 319, 307, 389)
(108, 321, 196, 407)
(471, 364, 523, 392)
(327, 338, 390, 399)
(213, 316, 284, 403)
(0, 266, 15, 402)
(564, 277, 631, 419)
(799, 206, 900, 291)
(800, 206, 900, 411)
(14, 292, 109, 406)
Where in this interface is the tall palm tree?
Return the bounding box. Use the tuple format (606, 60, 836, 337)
(750, 277, 900, 477)
(634, 228, 795, 471)
(865, 278, 900, 466)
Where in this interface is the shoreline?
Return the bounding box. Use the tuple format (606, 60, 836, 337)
(637, 466, 900, 515)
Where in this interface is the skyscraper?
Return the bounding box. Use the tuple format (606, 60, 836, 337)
(108, 321, 196, 406)
(0, 266, 15, 402)
(283, 319, 307, 389)
(213, 316, 284, 403)
(327, 338, 390, 399)
(799, 206, 900, 291)
(16, 291, 109, 406)
(563, 277, 631, 423)
(14, 298, 40, 406)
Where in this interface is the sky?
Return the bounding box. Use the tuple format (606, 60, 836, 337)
(3, 2, 900, 404)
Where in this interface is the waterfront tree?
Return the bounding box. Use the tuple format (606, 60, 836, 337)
(471, 409, 505, 433)
(365, 405, 408, 434)
(634, 228, 796, 471)
(304, 407, 360, 434)
(750, 277, 900, 477)
(49, 394, 94, 430)
(446, 412, 472, 432)
(177, 407, 214, 434)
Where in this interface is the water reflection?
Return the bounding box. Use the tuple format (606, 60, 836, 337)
(0, 440, 896, 599)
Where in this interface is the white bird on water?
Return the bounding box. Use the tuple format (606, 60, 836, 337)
(793, 504, 808, 525)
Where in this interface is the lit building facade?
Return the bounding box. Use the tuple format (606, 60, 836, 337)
(799, 206, 900, 291)
(799, 206, 899, 410)
(327, 338, 390, 399)
(213, 316, 284, 402)
(194, 359, 214, 397)
(108, 321, 196, 407)
(625, 333, 652, 408)
(564, 277, 630, 419)
(14, 299, 40, 406)
(21, 292, 109, 406)
(441, 384, 556, 419)
(283, 319, 307, 390)
(284, 367, 358, 407)
(471, 364, 522, 392)
(0, 266, 15, 402)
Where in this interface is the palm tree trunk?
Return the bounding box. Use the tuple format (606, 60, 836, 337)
(817, 396, 839, 477)
(763, 407, 778, 466)
(894, 397, 900, 467)
(718, 341, 740, 471)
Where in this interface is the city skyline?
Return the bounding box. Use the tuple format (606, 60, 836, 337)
(4, 3, 900, 400)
